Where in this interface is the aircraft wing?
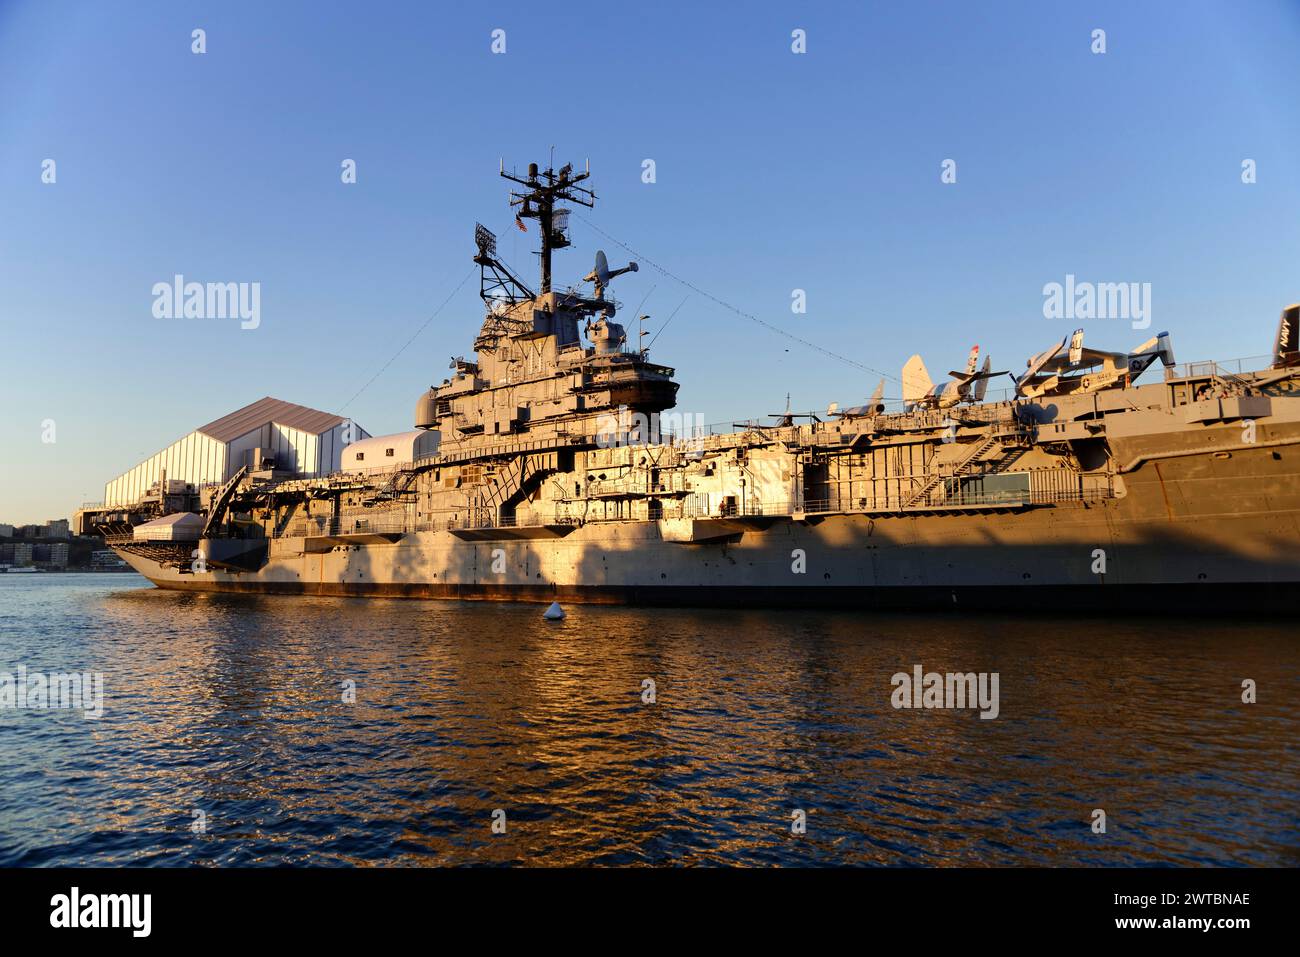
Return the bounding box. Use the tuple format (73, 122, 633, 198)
(1016, 333, 1072, 395)
(1023, 333, 1070, 377)
(1073, 346, 1125, 366)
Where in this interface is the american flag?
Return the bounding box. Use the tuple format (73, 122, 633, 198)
(514, 215, 528, 232)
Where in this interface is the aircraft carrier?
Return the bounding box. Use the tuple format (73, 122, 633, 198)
(76, 161, 1300, 613)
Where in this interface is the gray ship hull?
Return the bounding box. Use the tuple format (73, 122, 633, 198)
(116, 438, 1300, 615)
(88, 166, 1300, 616)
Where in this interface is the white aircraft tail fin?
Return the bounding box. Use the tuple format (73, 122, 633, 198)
(869, 378, 885, 413)
(965, 345, 980, 375)
(1068, 329, 1084, 365)
(974, 356, 992, 401)
(1132, 330, 1175, 367)
(1158, 331, 1174, 365)
(902, 355, 932, 405)
(1277, 304, 1300, 365)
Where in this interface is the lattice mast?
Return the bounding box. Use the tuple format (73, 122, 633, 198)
(501, 159, 595, 294)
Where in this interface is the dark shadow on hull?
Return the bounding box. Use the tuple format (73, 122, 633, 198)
(145, 579, 1300, 617)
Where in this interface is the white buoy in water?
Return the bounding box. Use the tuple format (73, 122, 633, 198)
(543, 601, 565, 620)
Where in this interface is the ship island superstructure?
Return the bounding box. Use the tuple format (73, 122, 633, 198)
(75, 162, 1300, 612)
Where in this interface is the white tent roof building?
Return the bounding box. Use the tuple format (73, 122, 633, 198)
(132, 512, 205, 542)
(104, 397, 369, 506)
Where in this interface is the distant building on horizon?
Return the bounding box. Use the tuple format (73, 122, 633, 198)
(0, 520, 72, 539)
(89, 549, 128, 570)
(32, 543, 69, 568)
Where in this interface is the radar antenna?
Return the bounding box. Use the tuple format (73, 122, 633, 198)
(473, 222, 534, 307)
(584, 250, 638, 301)
(500, 159, 596, 294)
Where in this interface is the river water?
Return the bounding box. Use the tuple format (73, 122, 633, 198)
(0, 573, 1295, 866)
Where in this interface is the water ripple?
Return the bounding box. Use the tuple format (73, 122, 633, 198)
(0, 574, 1296, 866)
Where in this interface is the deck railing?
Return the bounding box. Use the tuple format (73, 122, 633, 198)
(1164, 355, 1271, 381)
(566, 470, 1113, 525)
(282, 516, 412, 538)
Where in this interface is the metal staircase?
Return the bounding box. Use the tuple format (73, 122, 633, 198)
(370, 468, 422, 504)
(473, 452, 560, 526)
(901, 436, 998, 508)
(986, 445, 1029, 474)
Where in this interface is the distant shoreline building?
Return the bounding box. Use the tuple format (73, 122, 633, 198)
(1, 520, 70, 539)
(1, 520, 120, 569)
(8, 543, 33, 567)
(89, 549, 129, 570)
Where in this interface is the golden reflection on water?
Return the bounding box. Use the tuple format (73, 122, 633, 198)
(0, 575, 1297, 866)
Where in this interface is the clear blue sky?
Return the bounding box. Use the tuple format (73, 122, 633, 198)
(2, 0, 1299, 523)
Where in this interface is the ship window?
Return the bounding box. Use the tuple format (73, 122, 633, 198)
(356, 452, 364, 461)
(385, 448, 395, 456)
(944, 473, 1029, 505)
